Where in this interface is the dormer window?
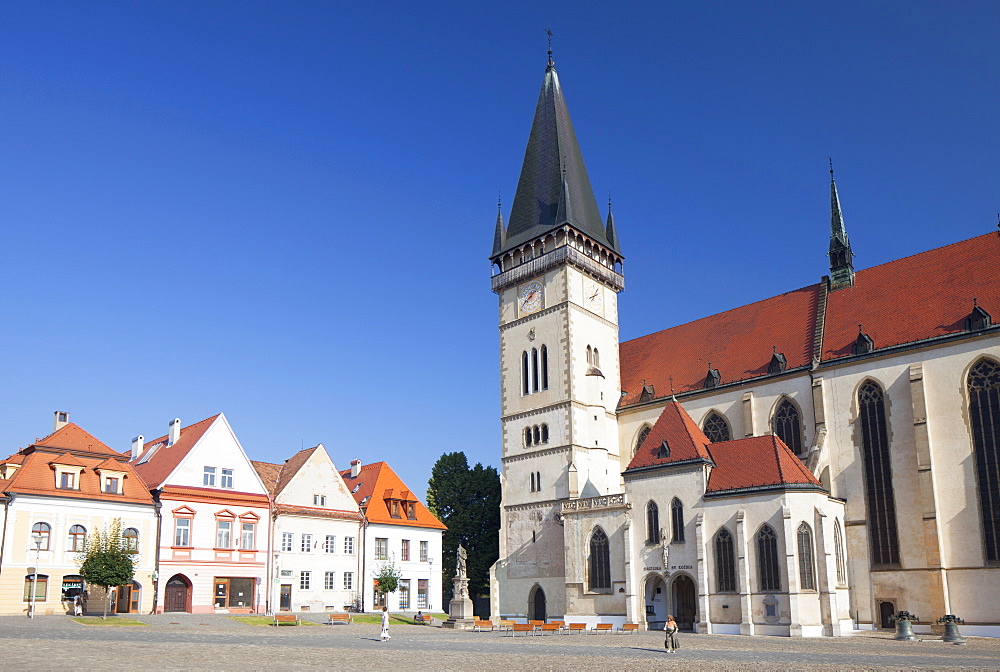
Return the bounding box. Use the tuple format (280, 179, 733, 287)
(60, 472, 76, 489)
(53, 462, 85, 491)
(390, 500, 401, 519)
(407, 502, 417, 520)
(852, 326, 874, 355)
(640, 382, 655, 402)
(966, 300, 992, 331)
(704, 366, 721, 389)
(103, 477, 120, 494)
(768, 351, 787, 374)
(657, 441, 671, 459)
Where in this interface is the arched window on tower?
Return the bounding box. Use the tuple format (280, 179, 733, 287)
(714, 528, 737, 592)
(858, 380, 900, 566)
(540, 424, 549, 443)
(529, 472, 536, 492)
(671, 498, 685, 543)
(533, 426, 540, 445)
(531, 348, 539, 393)
(833, 520, 847, 585)
(757, 524, 781, 591)
(702, 411, 731, 443)
(586, 345, 593, 366)
(589, 527, 611, 591)
(797, 523, 816, 590)
(593, 348, 600, 368)
(522, 351, 529, 395)
(541, 345, 549, 390)
(634, 426, 651, 457)
(524, 427, 532, 447)
(772, 399, 803, 454)
(968, 358, 1000, 563)
(646, 502, 660, 544)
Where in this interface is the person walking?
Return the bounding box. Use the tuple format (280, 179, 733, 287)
(664, 615, 679, 653)
(380, 606, 391, 641)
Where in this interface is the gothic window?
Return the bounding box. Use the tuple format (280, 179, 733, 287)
(634, 426, 651, 456)
(772, 399, 803, 454)
(593, 348, 600, 368)
(531, 348, 539, 393)
(588, 527, 611, 591)
(757, 524, 781, 591)
(541, 424, 549, 443)
(533, 426, 541, 444)
(536, 471, 541, 491)
(968, 358, 1000, 563)
(702, 412, 731, 443)
(521, 352, 529, 395)
(671, 498, 685, 543)
(834, 520, 846, 585)
(797, 523, 816, 591)
(646, 502, 660, 544)
(524, 427, 532, 447)
(586, 345, 593, 365)
(541, 345, 549, 389)
(714, 528, 737, 592)
(858, 380, 900, 566)
(529, 473, 536, 492)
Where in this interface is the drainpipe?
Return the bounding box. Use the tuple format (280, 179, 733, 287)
(266, 501, 276, 615)
(0, 494, 13, 574)
(152, 490, 162, 614)
(360, 512, 368, 612)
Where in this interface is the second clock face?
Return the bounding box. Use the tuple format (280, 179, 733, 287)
(519, 280, 544, 314)
(583, 279, 603, 313)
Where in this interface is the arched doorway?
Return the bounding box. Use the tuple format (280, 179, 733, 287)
(671, 574, 697, 632)
(164, 575, 191, 613)
(878, 600, 896, 630)
(528, 585, 546, 622)
(644, 575, 667, 630)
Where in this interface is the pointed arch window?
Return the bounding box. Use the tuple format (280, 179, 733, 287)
(797, 523, 816, 591)
(586, 345, 593, 365)
(533, 426, 541, 445)
(521, 352, 529, 395)
(671, 498, 685, 543)
(540, 424, 549, 443)
(540, 345, 549, 390)
(833, 520, 846, 585)
(588, 527, 611, 591)
(531, 348, 539, 393)
(858, 380, 900, 566)
(703, 412, 731, 443)
(646, 502, 660, 545)
(757, 524, 781, 591)
(968, 358, 1000, 563)
(714, 528, 737, 592)
(634, 426, 651, 456)
(772, 399, 803, 454)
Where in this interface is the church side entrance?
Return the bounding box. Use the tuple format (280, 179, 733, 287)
(644, 575, 667, 630)
(671, 574, 697, 632)
(529, 585, 546, 622)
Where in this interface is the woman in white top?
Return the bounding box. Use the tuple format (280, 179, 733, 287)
(380, 606, 391, 641)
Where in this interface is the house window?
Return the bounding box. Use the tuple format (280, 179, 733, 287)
(241, 523, 255, 550)
(220, 469, 233, 489)
(344, 536, 355, 554)
(31, 522, 51, 550)
(398, 579, 410, 609)
(301, 534, 313, 553)
(858, 380, 900, 566)
(281, 532, 293, 552)
(417, 579, 428, 608)
(589, 527, 611, 591)
(343, 572, 354, 590)
(324, 535, 336, 553)
(123, 527, 139, 552)
(834, 520, 847, 585)
(103, 477, 119, 494)
(407, 502, 416, 520)
(373, 581, 386, 607)
(68, 525, 87, 552)
(671, 498, 685, 543)
(59, 472, 76, 489)
(420, 540, 429, 562)
(324, 572, 336, 590)
(300, 571, 311, 590)
(174, 518, 191, 547)
(375, 538, 388, 561)
(757, 524, 781, 591)
(772, 399, 803, 454)
(401, 539, 410, 562)
(203, 467, 216, 487)
(391, 500, 401, 519)
(634, 426, 651, 456)
(23, 574, 48, 602)
(313, 494, 326, 507)
(646, 502, 660, 544)
(702, 412, 731, 443)
(714, 528, 737, 592)
(216, 520, 232, 549)
(797, 523, 816, 591)
(968, 358, 1000, 563)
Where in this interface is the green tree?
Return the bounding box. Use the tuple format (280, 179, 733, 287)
(426, 452, 501, 603)
(77, 519, 135, 619)
(373, 558, 403, 603)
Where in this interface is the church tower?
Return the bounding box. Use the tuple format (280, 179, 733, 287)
(828, 162, 855, 290)
(489, 52, 625, 621)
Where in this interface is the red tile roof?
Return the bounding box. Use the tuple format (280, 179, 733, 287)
(340, 461, 446, 530)
(132, 415, 219, 489)
(33, 423, 122, 455)
(625, 402, 713, 470)
(706, 435, 821, 493)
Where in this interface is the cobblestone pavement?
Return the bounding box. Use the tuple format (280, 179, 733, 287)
(2, 615, 999, 670)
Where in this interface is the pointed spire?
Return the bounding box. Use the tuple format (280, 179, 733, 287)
(491, 191, 507, 256)
(828, 158, 855, 290)
(605, 194, 621, 252)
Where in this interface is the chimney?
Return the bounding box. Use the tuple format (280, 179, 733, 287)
(168, 418, 181, 446)
(53, 411, 70, 432)
(131, 435, 145, 460)
(351, 459, 362, 478)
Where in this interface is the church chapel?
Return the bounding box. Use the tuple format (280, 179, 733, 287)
(488, 54, 1000, 636)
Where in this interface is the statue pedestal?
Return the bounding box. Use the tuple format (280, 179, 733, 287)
(442, 578, 476, 630)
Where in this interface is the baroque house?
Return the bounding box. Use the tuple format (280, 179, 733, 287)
(489, 56, 1000, 636)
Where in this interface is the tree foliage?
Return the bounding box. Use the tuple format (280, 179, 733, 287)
(426, 452, 501, 601)
(77, 518, 135, 618)
(373, 558, 403, 595)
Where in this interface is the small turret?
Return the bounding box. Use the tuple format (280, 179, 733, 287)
(828, 160, 855, 290)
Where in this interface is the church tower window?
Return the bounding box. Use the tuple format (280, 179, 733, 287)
(714, 528, 737, 592)
(671, 498, 685, 543)
(646, 502, 660, 544)
(858, 380, 900, 566)
(968, 358, 1000, 563)
(540, 424, 549, 443)
(540, 345, 549, 389)
(633, 426, 651, 456)
(702, 412, 731, 443)
(797, 523, 816, 590)
(531, 348, 539, 393)
(588, 527, 611, 591)
(772, 399, 803, 454)
(757, 524, 781, 591)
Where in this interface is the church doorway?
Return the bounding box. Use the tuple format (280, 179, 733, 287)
(528, 585, 546, 622)
(164, 575, 191, 613)
(877, 600, 896, 630)
(644, 576, 667, 630)
(671, 574, 697, 631)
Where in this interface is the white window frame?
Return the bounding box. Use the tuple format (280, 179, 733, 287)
(174, 518, 191, 547)
(419, 540, 429, 562)
(216, 520, 232, 549)
(241, 522, 255, 550)
(203, 467, 216, 487)
(344, 536, 355, 554)
(301, 533, 313, 553)
(220, 468, 234, 489)
(281, 532, 293, 552)
(324, 571, 335, 590)
(343, 572, 353, 590)
(324, 535, 336, 554)
(300, 571, 311, 589)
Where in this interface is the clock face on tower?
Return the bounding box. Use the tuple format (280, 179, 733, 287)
(519, 280, 544, 315)
(583, 278, 603, 313)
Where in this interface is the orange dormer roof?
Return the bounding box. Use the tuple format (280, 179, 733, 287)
(340, 461, 446, 530)
(48, 454, 89, 469)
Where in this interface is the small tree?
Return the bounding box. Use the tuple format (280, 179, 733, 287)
(373, 558, 403, 608)
(77, 519, 135, 619)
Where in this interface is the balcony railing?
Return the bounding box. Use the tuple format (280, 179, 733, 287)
(491, 246, 624, 294)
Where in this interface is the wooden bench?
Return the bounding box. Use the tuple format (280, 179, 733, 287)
(565, 623, 587, 634)
(528, 619, 544, 630)
(413, 614, 429, 625)
(498, 619, 515, 631)
(273, 614, 299, 626)
(617, 623, 639, 634)
(473, 619, 494, 631)
(539, 622, 561, 634)
(510, 623, 535, 636)
(327, 613, 351, 625)
(592, 623, 613, 633)
(547, 620, 565, 629)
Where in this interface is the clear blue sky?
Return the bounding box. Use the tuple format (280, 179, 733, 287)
(2, 2, 997, 499)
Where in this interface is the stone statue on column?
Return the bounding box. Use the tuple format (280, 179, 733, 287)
(443, 544, 475, 629)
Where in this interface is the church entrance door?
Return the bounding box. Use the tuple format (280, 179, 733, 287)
(644, 576, 667, 630)
(529, 586, 546, 622)
(672, 575, 696, 631)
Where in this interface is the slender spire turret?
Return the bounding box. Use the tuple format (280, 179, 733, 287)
(606, 195, 621, 252)
(491, 192, 507, 257)
(828, 159, 855, 289)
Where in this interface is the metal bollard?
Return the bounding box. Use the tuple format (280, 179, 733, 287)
(937, 615, 967, 645)
(890, 610, 919, 641)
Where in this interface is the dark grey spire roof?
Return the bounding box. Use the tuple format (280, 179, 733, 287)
(493, 63, 619, 259)
(492, 201, 506, 255)
(830, 170, 850, 250)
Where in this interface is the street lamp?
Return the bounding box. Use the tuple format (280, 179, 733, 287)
(427, 558, 433, 611)
(28, 534, 43, 619)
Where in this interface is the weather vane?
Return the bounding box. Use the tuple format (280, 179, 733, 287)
(546, 27, 554, 64)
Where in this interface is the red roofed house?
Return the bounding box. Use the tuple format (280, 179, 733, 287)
(131, 413, 271, 613)
(0, 412, 157, 615)
(340, 460, 446, 613)
(489, 57, 999, 636)
(252, 444, 364, 613)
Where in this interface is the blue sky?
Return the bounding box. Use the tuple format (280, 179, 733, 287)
(2, 2, 997, 499)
